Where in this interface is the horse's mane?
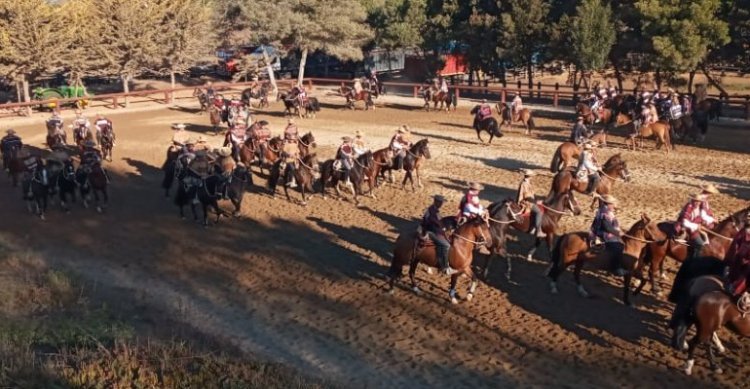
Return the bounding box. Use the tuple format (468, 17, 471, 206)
(603, 154, 623, 170)
(411, 138, 428, 149)
(717, 206, 750, 229)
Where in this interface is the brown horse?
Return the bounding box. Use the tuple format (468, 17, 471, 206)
(297, 132, 316, 158)
(239, 136, 283, 175)
(498, 103, 535, 135)
(388, 216, 494, 304)
(695, 98, 722, 121)
(421, 88, 456, 112)
(549, 131, 608, 173)
(369, 147, 394, 187)
(379, 139, 431, 191)
(267, 153, 319, 205)
(548, 154, 630, 206)
(546, 214, 662, 306)
(193, 88, 209, 112)
(641, 207, 748, 296)
(575, 102, 596, 125)
(630, 121, 673, 154)
(341, 88, 375, 111)
(682, 276, 750, 376)
(208, 105, 222, 135)
(509, 192, 582, 262)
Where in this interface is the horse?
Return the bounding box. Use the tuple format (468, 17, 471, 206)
(320, 151, 375, 205)
(241, 85, 269, 109)
(175, 173, 231, 226)
(99, 129, 115, 162)
(508, 192, 582, 262)
(482, 199, 526, 281)
(630, 120, 673, 154)
(297, 132, 316, 158)
(208, 105, 222, 135)
(469, 106, 503, 144)
(576, 102, 595, 125)
(21, 165, 49, 220)
(342, 88, 375, 111)
(548, 154, 630, 207)
(268, 153, 319, 205)
(681, 276, 750, 376)
(4, 147, 26, 187)
(224, 164, 253, 217)
(193, 88, 209, 112)
(76, 163, 109, 213)
(422, 88, 456, 112)
(696, 98, 722, 121)
(369, 147, 394, 188)
(72, 124, 92, 148)
(549, 131, 607, 173)
(49, 159, 78, 213)
(546, 214, 662, 306)
(380, 139, 431, 191)
(640, 207, 748, 297)
(498, 103, 535, 135)
(278, 92, 320, 118)
(388, 216, 494, 304)
(160, 144, 182, 197)
(239, 136, 283, 175)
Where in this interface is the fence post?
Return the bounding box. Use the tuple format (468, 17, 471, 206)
(413, 86, 418, 98)
(537, 81, 541, 98)
(164, 92, 170, 104)
(455, 87, 460, 101)
(745, 96, 750, 120)
(501, 89, 506, 104)
(112, 96, 118, 109)
(307, 79, 313, 91)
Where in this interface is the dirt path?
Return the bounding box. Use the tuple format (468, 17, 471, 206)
(1, 90, 748, 388)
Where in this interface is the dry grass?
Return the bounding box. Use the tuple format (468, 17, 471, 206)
(0, 242, 334, 389)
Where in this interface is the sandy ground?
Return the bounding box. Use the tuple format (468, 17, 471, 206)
(1, 88, 749, 388)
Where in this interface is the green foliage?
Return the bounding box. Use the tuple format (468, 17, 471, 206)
(636, 0, 730, 71)
(362, 0, 427, 50)
(500, 0, 551, 67)
(568, 0, 615, 71)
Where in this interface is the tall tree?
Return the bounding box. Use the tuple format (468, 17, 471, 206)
(155, 0, 215, 92)
(567, 0, 616, 87)
(58, 0, 104, 91)
(500, 0, 551, 91)
(636, 0, 729, 88)
(362, 0, 427, 51)
(0, 0, 69, 105)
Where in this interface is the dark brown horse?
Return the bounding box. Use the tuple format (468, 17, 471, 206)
(268, 153, 319, 205)
(696, 98, 722, 121)
(160, 144, 183, 197)
(341, 88, 375, 111)
(421, 88, 456, 112)
(509, 192, 582, 262)
(193, 88, 209, 112)
(320, 151, 376, 205)
(498, 103, 535, 135)
(379, 139, 431, 191)
(297, 132, 316, 158)
(388, 216, 494, 304)
(682, 276, 750, 376)
(547, 214, 662, 306)
(641, 207, 748, 297)
(549, 132, 607, 173)
(239, 136, 283, 175)
(369, 147, 394, 187)
(77, 164, 109, 213)
(548, 154, 630, 205)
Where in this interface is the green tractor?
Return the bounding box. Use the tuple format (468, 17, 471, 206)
(32, 85, 91, 110)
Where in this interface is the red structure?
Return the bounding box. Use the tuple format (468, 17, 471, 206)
(404, 54, 468, 80)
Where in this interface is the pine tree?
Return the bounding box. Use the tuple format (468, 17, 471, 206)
(568, 0, 615, 86)
(500, 0, 551, 91)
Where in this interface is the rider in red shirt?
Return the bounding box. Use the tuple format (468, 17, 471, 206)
(726, 213, 750, 297)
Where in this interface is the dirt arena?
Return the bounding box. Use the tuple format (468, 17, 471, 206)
(2, 90, 749, 388)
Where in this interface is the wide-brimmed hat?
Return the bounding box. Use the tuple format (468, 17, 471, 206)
(576, 116, 584, 121)
(287, 118, 295, 125)
(217, 147, 232, 157)
(583, 143, 593, 150)
(689, 192, 707, 201)
(184, 138, 196, 145)
(355, 130, 364, 138)
(600, 195, 619, 206)
(520, 168, 536, 177)
(6, 129, 15, 135)
(469, 182, 484, 191)
(700, 183, 719, 195)
(341, 136, 353, 142)
(172, 123, 186, 130)
(433, 194, 446, 202)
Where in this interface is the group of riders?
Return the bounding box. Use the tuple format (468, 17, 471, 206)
(344, 70, 382, 102)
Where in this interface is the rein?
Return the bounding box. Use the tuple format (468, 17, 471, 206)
(701, 226, 734, 242)
(452, 231, 488, 246)
(622, 233, 655, 243)
(297, 157, 315, 171)
(540, 203, 573, 216)
(298, 136, 313, 148)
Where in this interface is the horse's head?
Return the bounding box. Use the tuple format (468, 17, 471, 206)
(604, 154, 631, 182)
(559, 193, 581, 216)
(413, 139, 430, 159)
(460, 215, 493, 250)
(626, 213, 660, 243)
(301, 132, 316, 148)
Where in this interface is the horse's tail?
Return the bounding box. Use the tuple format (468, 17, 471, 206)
(550, 146, 563, 173)
(267, 163, 280, 190)
(527, 115, 536, 129)
(547, 234, 566, 279)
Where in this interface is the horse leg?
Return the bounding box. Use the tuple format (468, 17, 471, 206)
(711, 332, 726, 354)
(449, 273, 460, 304)
(408, 257, 421, 294)
(684, 335, 700, 375)
(526, 238, 540, 262)
(477, 131, 484, 144)
(465, 268, 478, 302)
(707, 341, 722, 374)
(574, 259, 590, 298)
(202, 202, 209, 227)
(623, 272, 632, 306)
(416, 167, 423, 189)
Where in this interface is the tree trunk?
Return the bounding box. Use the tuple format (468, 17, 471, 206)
(687, 70, 696, 94)
(700, 65, 729, 97)
(526, 58, 533, 97)
(170, 71, 176, 104)
(297, 47, 308, 86)
(655, 68, 662, 90)
(468, 67, 474, 86)
(261, 48, 278, 96)
(15, 80, 22, 103)
(21, 76, 31, 116)
(122, 75, 130, 108)
(612, 60, 624, 92)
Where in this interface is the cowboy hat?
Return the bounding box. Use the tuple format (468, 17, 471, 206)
(355, 130, 364, 138)
(689, 192, 708, 201)
(288, 118, 295, 124)
(184, 138, 197, 145)
(172, 123, 186, 130)
(217, 147, 232, 157)
(520, 168, 536, 177)
(583, 143, 593, 150)
(576, 116, 584, 121)
(700, 183, 720, 195)
(433, 194, 446, 202)
(469, 182, 484, 191)
(6, 128, 16, 135)
(397, 127, 407, 134)
(600, 195, 619, 206)
(341, 136, 353, 142)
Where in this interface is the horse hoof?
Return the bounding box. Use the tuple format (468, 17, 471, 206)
(654, 289, 663, 297)
(550, 287, 559, 295)
(450, 297, 459, 305)
(387, 288, 395, 296)
(526, 255, 533, 262)
(96, 206, 102, 213)
(425, 267, 435, 275)
(39, 215, 46, 221)
(577, 285, 590, 298)
(714, 367, 723, 375)
(412, 286, 421, 295)
(682, 341, 689, 351)
(660, 272, 668, 280)
(466, 293, 474, 302)
(232, 211, 241, 217)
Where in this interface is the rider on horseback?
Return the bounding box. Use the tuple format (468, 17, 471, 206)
(94, 114, 115, 146)
(79, 140, 108, 182)
(473, 99, 493, 130)
(575, 143, 600, 194)
(215, 147, 236, 199)
(336, 136, 355, 186)
(439, 76, 448, 97)
(511, 93, 523, 120)
(1, 129, 23, 172)
(517, 169, 543, 237)
(421, 194, 452, 274)
(570, 116, 590, 146)
(367, 70, 379, 94)
(249, 120, 271, 163)
(725, 213, 750, 298)
(284, 118, 299, 143)
(205, 81, 216, 101)
(675, 184, 719, 259)
(589, 195, 625, 274)
(353, 130, 367, 157)
(47, 110, 64, 133)
(350, 78, 363, 101)
(390, 126, 411, 170)
(228, 123, 246, 161)
(460, 182, 486, 219)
